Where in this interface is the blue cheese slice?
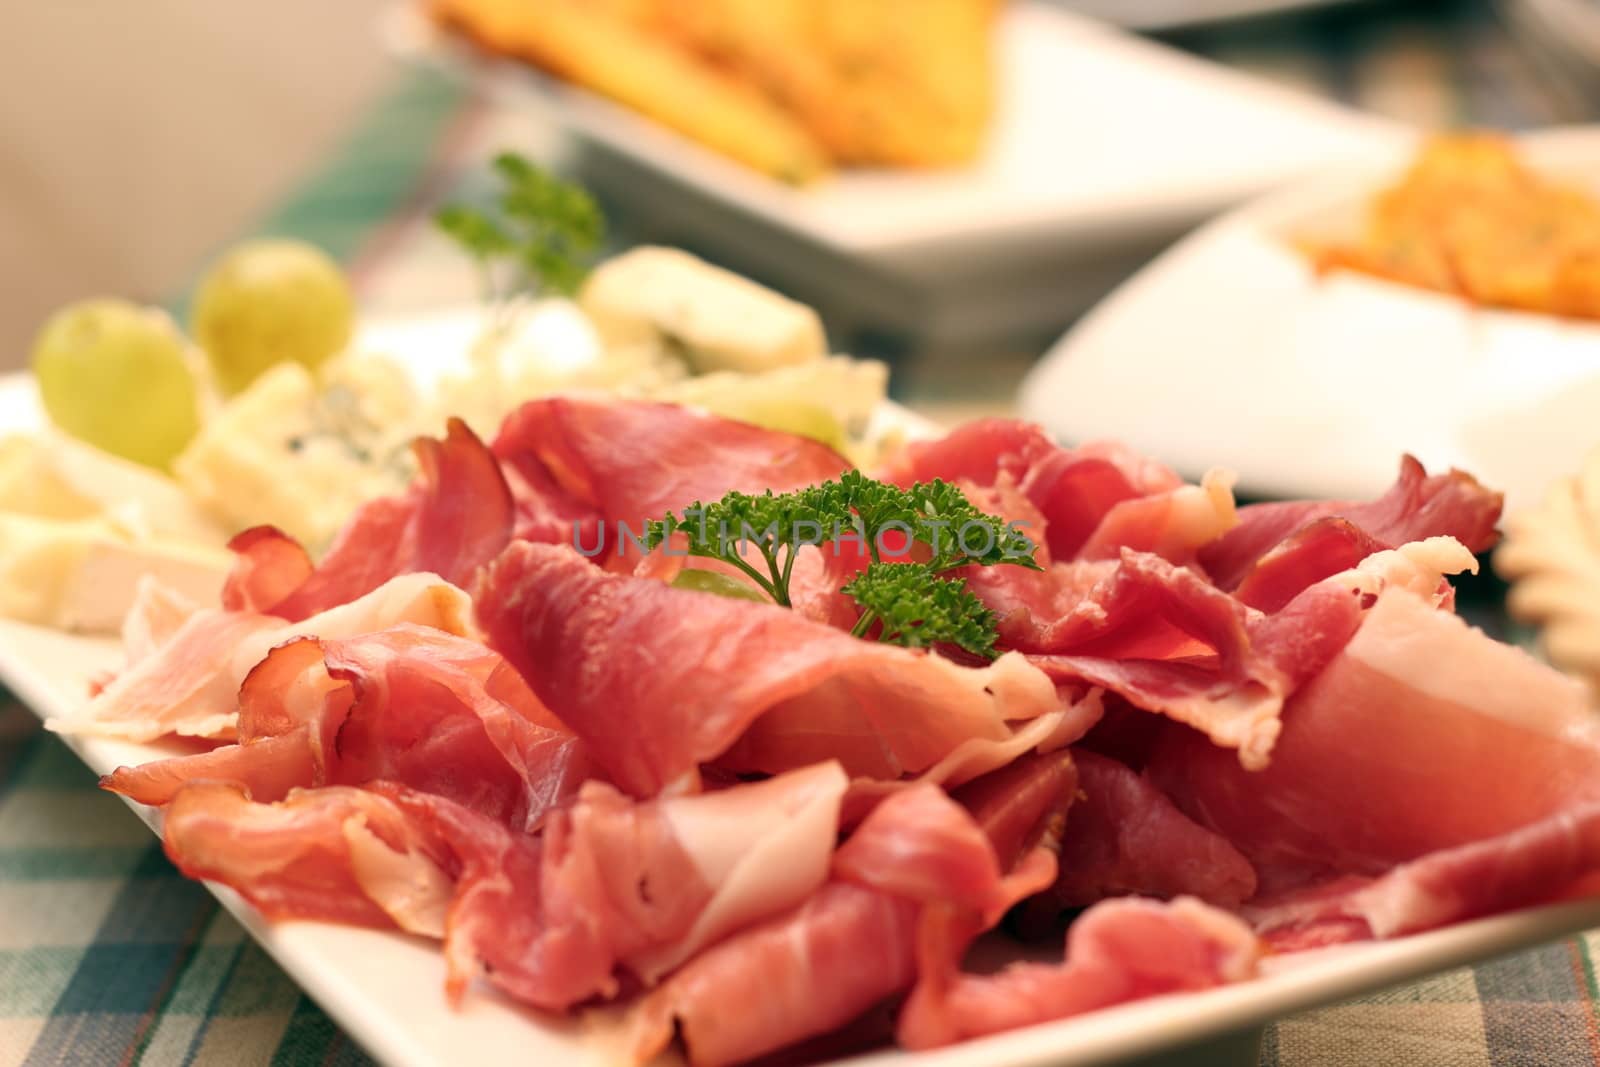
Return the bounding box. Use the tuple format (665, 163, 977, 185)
(173, 359, 419, 550)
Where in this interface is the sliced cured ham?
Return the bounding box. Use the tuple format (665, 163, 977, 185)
(223, 418, 513, 621)
(163, 764, 848, 1013)
(54, 573, 474, 742)
(833, 784, 1006, 914)
(976, 549, 1366, 769)
(1247, 801, 1600, 945)
(1051, 750, 1256, 908)
(1075, 469, 1238, 565)
(492, 397, 849, 550)
(639, 752, 1078, 1067)
(81, 394, 1598, 1063)
(635, 883, 921, 1067)
(477, 542, 1062, 795)
(897, 896, 1260, 1050)
(394, 765, 848, 1009)
(1199, 455, 1502, 593)
(1230, 517, 1387, 613)
(162, 782, 455, 935)
(104, 625, 589, 832)
(840, 695, 1101, 827)
(1147, 585, 1600, 881)
(877, 420, 1185, 561)
(121, 577, 202, 667)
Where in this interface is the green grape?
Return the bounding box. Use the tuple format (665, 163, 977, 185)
(190, 239, 354, 395)
(30, 299, 201, 470)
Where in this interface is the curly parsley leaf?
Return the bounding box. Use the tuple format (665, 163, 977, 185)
(649, 472, 1038, 653)
(843, 562, 998, 659)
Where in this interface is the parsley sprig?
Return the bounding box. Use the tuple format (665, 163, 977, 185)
(647, 472, 1038, 658)
(434, 153, 603, 322)
(842, 563, 999, 658)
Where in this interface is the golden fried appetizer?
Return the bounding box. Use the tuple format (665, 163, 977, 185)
(429, 0, 828, 183)
(650, 0, 999, 167)
(1313, 134, 1600, 320)
(430, 0, 1001, 176)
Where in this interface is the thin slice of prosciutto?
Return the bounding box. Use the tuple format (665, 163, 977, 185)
(897, 896, 1260, 1050)
(637, 757, 1073, 1067)
(492, 396, 850, 549)
(1050, 749, 1257, 909)
(161, 782, 456, 935)
(1246, 800, 1600, 946)
(52, 573, 475, 742)
(877, 420, 1187, 562)
(162, 763, 849, 1012)
(103, 624, 590, 832)
(476, 542, 1063, 795)
(224, 418, 513, 621)
(974, 548, 1366, 769)
(1199, 455, 1502, 594)
(1148, 584, 1600, 882)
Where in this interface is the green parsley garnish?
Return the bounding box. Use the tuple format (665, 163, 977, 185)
(842, 563, 998, 658)
(434, 152, 604, 320)
(647, 471, 1038, 659)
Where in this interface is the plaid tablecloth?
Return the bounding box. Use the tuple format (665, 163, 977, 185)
(5, 4, 1600, 1063)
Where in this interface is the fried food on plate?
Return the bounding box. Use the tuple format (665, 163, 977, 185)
(428, 0, 1001, 178)
(649, 0, 998, 167)
(1312, 134, 1600, 320)
(428, 0, 828, 182)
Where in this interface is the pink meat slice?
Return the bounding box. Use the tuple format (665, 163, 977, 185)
(638, 756, 1074, 1067)
(1052, 749, 1257, 909)
(634, 882, 921, 1067)
(1247, 801, 1600, 947)
(104, 625, 590, 832)
(1075, 469, 1237, 566)
(161, 763, 849, 1013)
(492, 396, 850, 550)
(976, 549, 1366, 769)
(161, 782, 456, 934)
(223, 418, 513, 621)
(1230, 517, 1389, 613)
(475, 542, 1062, 795)
(897, 896, 1260, 1050)
(1199, 455, 1502, 593)
(876, 419, 1185, 561)
(1147, 586, 1600, 883)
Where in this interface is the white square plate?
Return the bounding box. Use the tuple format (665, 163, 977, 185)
(4, 360, 1600, 1065)
(384, 3, 1402, 344)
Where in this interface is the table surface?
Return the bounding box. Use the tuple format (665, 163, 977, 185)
(6, 2, 1600, 1064)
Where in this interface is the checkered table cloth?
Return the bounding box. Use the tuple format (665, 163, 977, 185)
(6, 4, 1600, 1063)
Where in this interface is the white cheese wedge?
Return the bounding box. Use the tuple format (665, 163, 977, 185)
(174, 360, 416, 550)
(580, 247, 827, 374)
(0, 514, 231, 632)
(0, 432, 226, 545)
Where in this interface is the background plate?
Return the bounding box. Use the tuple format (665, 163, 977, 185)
(1020, 125, 1600, 515)
(386, 3, 1401, 349)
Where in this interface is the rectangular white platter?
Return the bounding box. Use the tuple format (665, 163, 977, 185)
(4, 371, 1600, 1066)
